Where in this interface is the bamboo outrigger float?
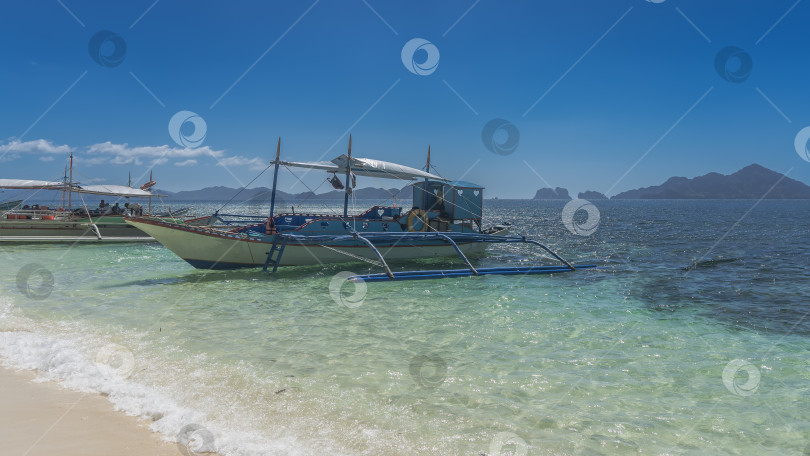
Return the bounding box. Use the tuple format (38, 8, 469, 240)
(126, 137, 595, 281)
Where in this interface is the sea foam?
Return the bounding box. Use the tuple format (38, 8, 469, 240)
(0, 296, 324, 456)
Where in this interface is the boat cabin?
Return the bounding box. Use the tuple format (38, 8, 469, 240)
(412, 180, 483, 231)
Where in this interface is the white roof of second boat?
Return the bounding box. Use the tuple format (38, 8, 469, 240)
(76, 184, 162, 197)
(0, 179, 65, 189)
(0, 179, 160, 197)
(280, 155, 448, 181)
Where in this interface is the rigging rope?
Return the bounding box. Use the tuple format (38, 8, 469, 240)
(215, 164, 273, 214)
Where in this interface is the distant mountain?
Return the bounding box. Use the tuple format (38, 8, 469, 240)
(612, 164, 810, 199)
(533, 187, 571, 200)
(158, 185, 413, 201)
(578, 191, 607, 200)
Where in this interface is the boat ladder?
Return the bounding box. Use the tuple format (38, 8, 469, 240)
(262, 237, 287, 273)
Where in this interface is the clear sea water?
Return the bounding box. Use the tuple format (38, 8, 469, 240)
(1, 199, 809, 455)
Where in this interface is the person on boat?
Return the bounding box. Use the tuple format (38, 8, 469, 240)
(130, 202, 143, 216)
(99, 200, 110, 213)
(22, 204, 30, 209)
(32, 204, 40, 211)
(111, 202, 122, 215)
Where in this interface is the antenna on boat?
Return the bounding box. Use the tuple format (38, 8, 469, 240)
(425, 145, 431, 172)
(268, 137, 282, 224)
(343, 135, 352, 218)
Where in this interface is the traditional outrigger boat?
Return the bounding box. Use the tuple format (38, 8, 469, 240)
(0, 154, 180, 242)
(126, 138, 595, 281)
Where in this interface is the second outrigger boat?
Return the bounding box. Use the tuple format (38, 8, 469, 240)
(0, 155, 181, 242)
(126, 138, 595, 281)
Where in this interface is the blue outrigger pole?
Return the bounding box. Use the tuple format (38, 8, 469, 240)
(268, 137, 281, 222)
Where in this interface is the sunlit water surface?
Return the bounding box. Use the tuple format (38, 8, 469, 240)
(1, 199, 808, 455)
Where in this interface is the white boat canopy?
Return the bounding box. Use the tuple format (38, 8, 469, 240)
(0, 179, 65, 189)
(73, 184, 164, 197)
(0, 179, 162, 197)
(279, 155, 448, 181)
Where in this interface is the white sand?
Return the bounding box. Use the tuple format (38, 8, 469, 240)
(0, 366, 181, 456)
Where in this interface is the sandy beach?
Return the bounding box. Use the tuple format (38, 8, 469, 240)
(0, 366, 180, 456)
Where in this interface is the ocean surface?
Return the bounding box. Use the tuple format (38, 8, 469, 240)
(1, 199, 809, 455)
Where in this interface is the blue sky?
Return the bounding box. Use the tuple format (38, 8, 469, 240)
(1, 0, 809, 198)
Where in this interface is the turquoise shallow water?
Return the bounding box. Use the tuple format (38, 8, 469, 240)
(1, 199, 809, 455)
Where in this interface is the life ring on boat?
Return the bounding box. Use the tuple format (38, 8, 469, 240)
(407, 209, 428, 232)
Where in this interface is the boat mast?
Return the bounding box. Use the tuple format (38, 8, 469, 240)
(268, 137, 281, 222)
(147, 170, 153, 215)
(68, 152, 73, 212)
(423, 145, 430, 210)
(343, 135, 352, 218)
(61, 165, 68, 210)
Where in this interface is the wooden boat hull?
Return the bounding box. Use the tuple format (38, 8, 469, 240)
(126, 218, 491, 269)
(0, 217, 153, 242)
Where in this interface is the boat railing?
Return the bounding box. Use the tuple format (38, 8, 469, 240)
(3, 208, 72, 220)
(185, 213, 268, 227)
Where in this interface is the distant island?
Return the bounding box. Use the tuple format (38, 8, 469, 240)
(529, 164, 810, 200)
(578, 191, 607, 200)
(155, 164, 809, 202)
(531, 188, 608, 200)
(611, 164, 810, 199)
(533, 187, 571, 200)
